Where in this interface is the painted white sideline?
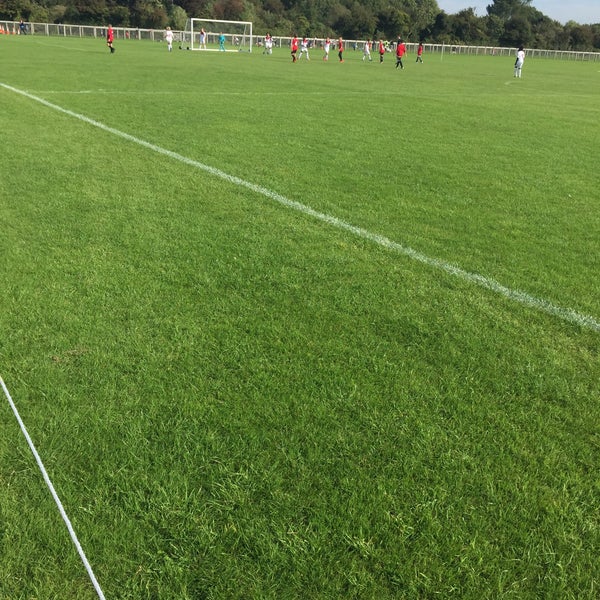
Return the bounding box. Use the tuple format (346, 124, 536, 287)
(1, 82, 598, 334)
(0, 377, 106, 600)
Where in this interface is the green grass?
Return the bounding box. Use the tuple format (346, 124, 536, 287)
(1, 35, 599, 598)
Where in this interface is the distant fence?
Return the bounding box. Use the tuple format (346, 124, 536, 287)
(1, 20, 599, 62)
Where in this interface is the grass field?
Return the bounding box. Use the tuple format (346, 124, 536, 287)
(1, 34, 599, 599)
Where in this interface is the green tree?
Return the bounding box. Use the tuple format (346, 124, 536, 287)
(170, 3, 186, 28)
(348, 1, 376, 39)
(48, 4, 67, 23)
(174, 0, 210, 18)
(484, 14, 504, 43)
(450, 8, 487, 44)
(592, 24, 600, 50)
(294, 13, 309, 34)
(64, 0, 108, 25)
(499, 14, 531, 46)
(567, 23, 594, 50)
(262, 0, 284, 16)
(326, 3, 352, 36)
(401, 0, 439, 39)
(129, 0, 168, 28)
(377, 5, 410, 39)
(529, 14, 563, 50)
(486, 0, 531, 21)
(107, 4, 129, 25)
(213, 0, 244, 21)
(0, 0, 33, 19)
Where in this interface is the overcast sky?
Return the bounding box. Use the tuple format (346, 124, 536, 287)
(436, 1, 600, 24)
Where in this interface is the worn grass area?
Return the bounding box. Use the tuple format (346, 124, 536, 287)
(0, 36, 599, 598)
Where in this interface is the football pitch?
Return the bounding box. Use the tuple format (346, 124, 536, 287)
(1, 35, 599, 598)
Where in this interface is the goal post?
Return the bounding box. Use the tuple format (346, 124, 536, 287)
(188, 18, 253, 52)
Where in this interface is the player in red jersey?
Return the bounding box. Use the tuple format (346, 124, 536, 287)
(395, 37, 406, 69)
(107, 24, 115, 53)
(416, 42, 423, 63)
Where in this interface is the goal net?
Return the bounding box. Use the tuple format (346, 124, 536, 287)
(187, 18, 253, 52)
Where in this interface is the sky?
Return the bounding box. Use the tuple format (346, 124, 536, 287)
(436, 1, 600, 25)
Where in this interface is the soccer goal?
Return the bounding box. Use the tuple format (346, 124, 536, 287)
(187, 18, 253, 52)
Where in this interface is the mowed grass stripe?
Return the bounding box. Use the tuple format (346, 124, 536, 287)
(1, 39, 598, 599)
(0, 376, 107, 600)
(2, 81, 598, 334)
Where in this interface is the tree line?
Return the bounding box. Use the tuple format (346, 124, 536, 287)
(1, 0, 599, 50)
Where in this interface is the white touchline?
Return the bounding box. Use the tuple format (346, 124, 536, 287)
(0, 377, 106, 600)
(2, 81, 599, 334)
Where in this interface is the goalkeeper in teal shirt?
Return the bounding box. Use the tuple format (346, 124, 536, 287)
(219, 33, 225, 51)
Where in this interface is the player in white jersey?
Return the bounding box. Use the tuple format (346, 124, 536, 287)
(362, 39, 372, 61)
(264, 32, 273, 54)
(164, 26, 173, 52)
(514, 46, 525, 78)
(298, 37, 310, 60)
(323, 37, 330, 61)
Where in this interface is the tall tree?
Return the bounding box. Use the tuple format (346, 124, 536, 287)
(65, 0, 109, 25)
(486, 0, 531, 21)
(376, 5, 410, 40)
(450, 8, 486, 44)
(174, 0, 210, 17)
(499, 14, 531, 46)
(401, 0, 440, 38)
(567, 23, 594, 50)
(0, 0, 23, 19)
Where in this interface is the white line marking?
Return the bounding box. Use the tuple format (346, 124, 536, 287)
(2, 81, 599, 333)
(32, 90, 389, 97)
(0, 376, 106, 600)
(33, 40, 99, 53)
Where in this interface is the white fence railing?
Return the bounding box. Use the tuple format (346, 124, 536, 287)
(1, 20, 599, 61)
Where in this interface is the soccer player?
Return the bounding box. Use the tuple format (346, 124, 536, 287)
(362, 40, 372, 62)
(338, 37, 344, 62)
(291, 35, 298, 62)
(395, 37, 406, 69)
(164, 26, 173, 52)
(199, 28, 207, 50)
(323, 37, 331, 61)
(218, 32, 225, 51)
(106, 24, 115, 53)
(298, 36, 310, 60)
(264, 32, 273, 55)
(514, 46, 525, 78)
(378, 39, 385, 63)
(416, 42, 424, 63)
